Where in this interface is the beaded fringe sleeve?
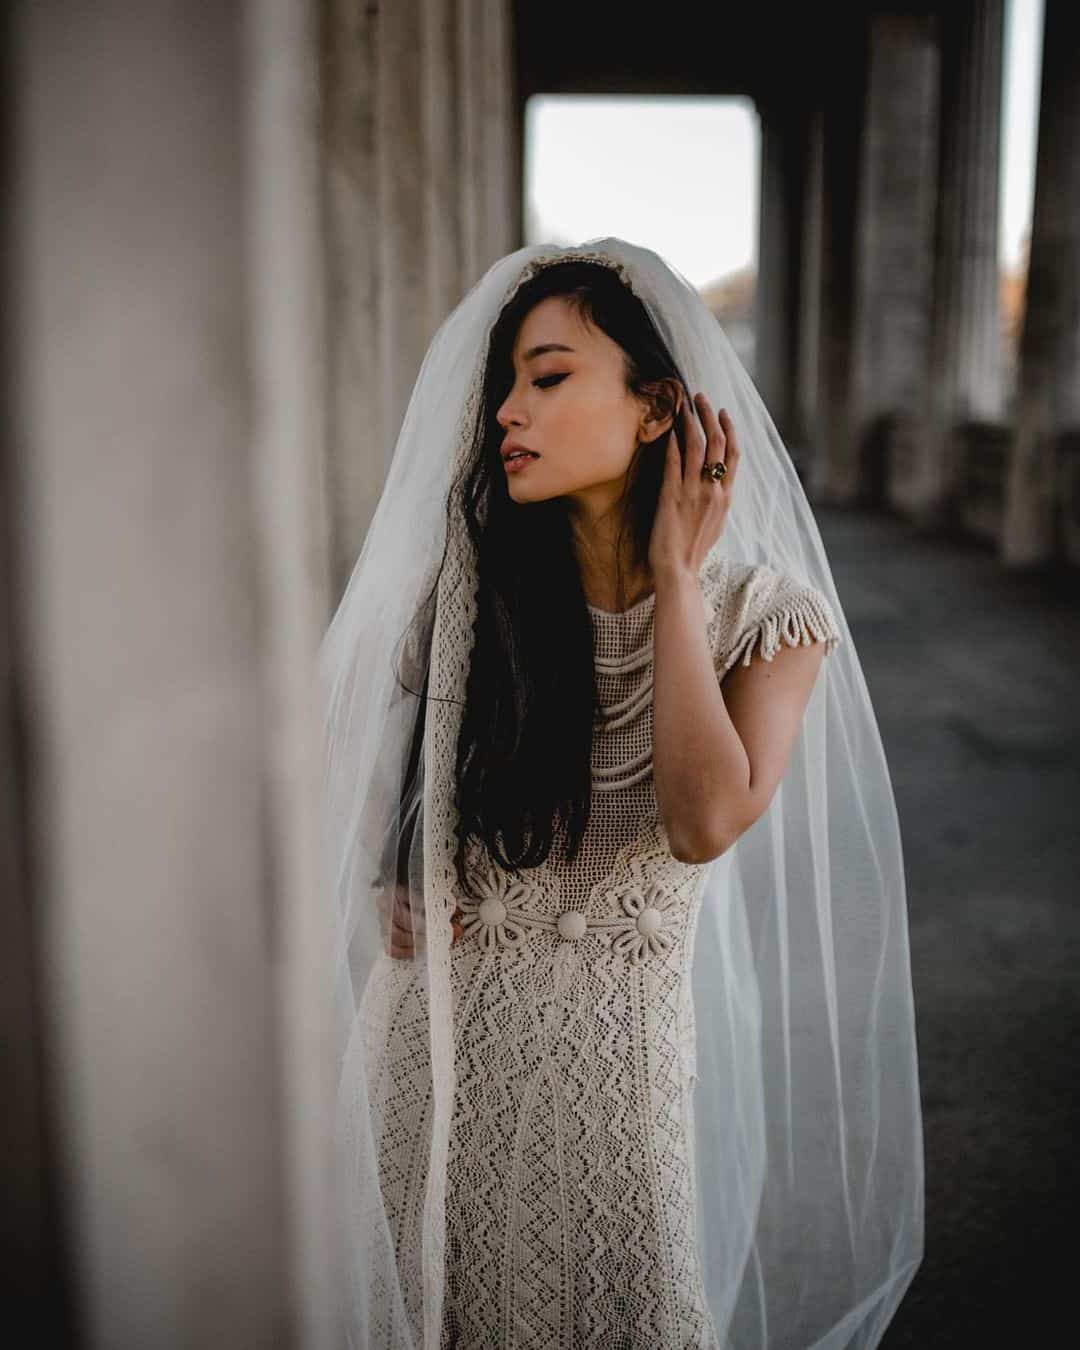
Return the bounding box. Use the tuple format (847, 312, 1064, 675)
(710, 557, 844, 676)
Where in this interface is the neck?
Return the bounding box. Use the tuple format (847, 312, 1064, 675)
(567, 490, 651, 611)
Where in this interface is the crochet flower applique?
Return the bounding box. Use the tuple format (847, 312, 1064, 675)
(457, 864, 534, 951)
(609, 880, 677, 966)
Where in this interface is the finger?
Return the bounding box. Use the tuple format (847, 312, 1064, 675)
(391, 902, 417, 933)
(387, 923, 414, 957)
(716, 407, 738, 462)
(388, 912, 413, 945)
(661, 422, 683, 497)
(682, 391, 706, 480)
(716, 407, 740, 490)
(393, 889, 426, 929)
(695, 394, 727, 468)
(712, 413, 739, 504)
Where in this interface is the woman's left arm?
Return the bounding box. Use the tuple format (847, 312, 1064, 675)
(647, 389, 826, 863)
(651, 567, 824, 863)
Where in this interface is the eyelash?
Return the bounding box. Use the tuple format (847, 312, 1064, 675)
(533, 373, 567, 389)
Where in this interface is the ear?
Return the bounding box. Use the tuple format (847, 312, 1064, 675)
(636, 378, 683, 446)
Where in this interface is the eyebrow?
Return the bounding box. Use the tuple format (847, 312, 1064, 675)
(520, 342, 576, 362)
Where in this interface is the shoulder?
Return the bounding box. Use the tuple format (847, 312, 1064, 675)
(700, 554, 844, 676)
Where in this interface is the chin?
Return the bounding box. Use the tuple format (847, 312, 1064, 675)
(506, 476, 553, 501)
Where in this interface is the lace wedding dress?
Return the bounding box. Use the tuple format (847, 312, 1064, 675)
(359, 555, 843, 1349)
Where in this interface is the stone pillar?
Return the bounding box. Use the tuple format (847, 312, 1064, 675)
(910, 0, 1005, 526)
(423, 0, 466, 328)
(1001, 0, 1080, 566)
(479, 1, 519, 276)
(249, 2, 338, 1345)
(320, 0, 518, 601)
(10, 0, 331, 1343)
(793, 103, 824, 488)
(458, 0, 518, 293)
(319, 0, 385, 602)
(755, 96, 807, 452)
(850, 14, 940, 513)
(808, 20, 869, 505)
(375, 0, 431, 470)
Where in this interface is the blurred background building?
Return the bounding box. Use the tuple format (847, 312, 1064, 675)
(5, 1, 1077, 1348)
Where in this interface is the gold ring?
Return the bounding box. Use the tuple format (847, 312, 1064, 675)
(702, 460, 727, 481)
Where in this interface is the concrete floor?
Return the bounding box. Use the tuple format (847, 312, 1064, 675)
(813, 506, 1080, 1348)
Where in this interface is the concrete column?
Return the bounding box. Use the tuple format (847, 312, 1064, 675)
(808, 20, 869, 505)
(321, 0, 518, 601)
(482, 1, 519, 267)
(375, 0, 430, 473)
(458, 0, 518, 291)
(319, 0, 384, 601)
(423, 0, 467, 330)
(911, 0, 1005, 526)
(755, 97, 807, 450)
(793, 103, 824, 487)
(11, 0, 331, 1343)
(1001, 0, 1080, 566)
(249, 2, 337, 1345)
(850, 14, 940, 513)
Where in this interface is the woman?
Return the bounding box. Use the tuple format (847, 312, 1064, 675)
(320, 239, 924, 1350)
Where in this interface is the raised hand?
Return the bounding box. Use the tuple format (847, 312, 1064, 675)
(647, 388, 740, 580)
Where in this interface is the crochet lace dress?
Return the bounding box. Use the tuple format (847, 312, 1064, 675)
(359, 557, 843, 1350)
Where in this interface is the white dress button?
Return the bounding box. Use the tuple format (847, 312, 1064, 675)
(478, 897, 507, 926)
(556, 910, 588, 940)
(636, 906, 663, 936)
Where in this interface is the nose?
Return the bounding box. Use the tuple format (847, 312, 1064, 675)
(495, 387, 526, 431)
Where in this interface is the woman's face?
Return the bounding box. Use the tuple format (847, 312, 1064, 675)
(494, 296, 659, 506)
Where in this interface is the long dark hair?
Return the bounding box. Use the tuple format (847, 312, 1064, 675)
(389, 259, 686, 903)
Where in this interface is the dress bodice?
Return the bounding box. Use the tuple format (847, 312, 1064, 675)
(454, 583, 718, 967)
(452, 558, 842, 969)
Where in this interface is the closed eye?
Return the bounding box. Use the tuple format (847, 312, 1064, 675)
(533, 373, 568, 390)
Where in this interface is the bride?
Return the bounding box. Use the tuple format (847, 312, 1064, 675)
(319, 237, 924, 1349)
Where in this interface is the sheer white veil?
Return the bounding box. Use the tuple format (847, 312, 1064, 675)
(317, 236, 924, 1349)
